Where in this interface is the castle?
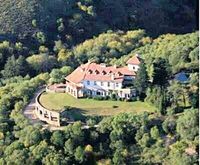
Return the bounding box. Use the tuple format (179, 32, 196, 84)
(64, 55, 141, 99)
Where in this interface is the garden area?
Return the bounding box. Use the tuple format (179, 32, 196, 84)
(39, 92, 156, 116)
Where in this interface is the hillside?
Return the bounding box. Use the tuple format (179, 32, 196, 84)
(0, 0, 197, 42)
(0, 1, 198, 164)
(0, 0, 66, 39)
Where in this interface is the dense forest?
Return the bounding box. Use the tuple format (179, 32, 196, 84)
(0, 0, 199, 164)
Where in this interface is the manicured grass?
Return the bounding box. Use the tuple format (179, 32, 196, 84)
(39, 92, 156, 116)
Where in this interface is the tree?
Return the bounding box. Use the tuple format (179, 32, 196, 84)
(32, 140, 49, 160)
(49, 69, 64, 84)
(188, 73, 199, 108)
(42, 152, 67, 165)
(162, 117, 176, 135)
(134, 61, 149, 100)
(1, 55, 30, 78)
(35, 32, 46, 44)
(53, 40, 66, 53)
(85, 145, 93, 153)
(64, 139, 74, 155)
(26, 54, 57, 74)
(150, 126, 160, 140)
(152, 58, 170, 87)
(167, 81, 187, 107)
(112, 149, 126, 165)
(164, 141, 198, 165)
(51, 131, 64, 147)
(138, 133, 152, 148)
(145, 86, 166, 114)
(57, 49, 75, 66)
(16, 55, 29, 76)
(4, 149, 32, 165)
(75, 146, 85, 163)
(49, 66, 72, 84)
(176, 109, 198, 140)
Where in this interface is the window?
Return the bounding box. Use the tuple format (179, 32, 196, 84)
(116, 83, 119, 87)
(97, 91, 101, 95)
(94, 81, 97, 85)
(108, 82, 110, 87)
(101, 82, 103, 86)
(87, 81, 90, 85)
(133, 66, 135, 70)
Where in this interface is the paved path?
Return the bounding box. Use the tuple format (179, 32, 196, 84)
(23, 88, 45, 125)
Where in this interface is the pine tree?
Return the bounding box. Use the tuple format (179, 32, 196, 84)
(1, 56, 17, 78)
(16, 55, 29, 76)
(152, 58, 170, 88)
(134, 62, 149, 100)
(1, 55, 29, 78)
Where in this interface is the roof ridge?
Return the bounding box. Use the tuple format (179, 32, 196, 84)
(82, 62, 91, 80)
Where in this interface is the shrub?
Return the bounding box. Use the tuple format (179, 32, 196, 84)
(104, 96, 110, 100)
(87, 96, 92, 99)
(130, 97, 137, 102)
(167, 106, 184, 115)
(111, 93, 117, 101)
(93, 96, 104, 101)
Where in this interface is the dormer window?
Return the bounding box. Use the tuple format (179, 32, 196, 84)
(108, 71, 112, 75)
(102, 70, 107, 75)
(88, 69, 93, 74)
(117, 72, 122, 76)
(95, 70, 100, 74)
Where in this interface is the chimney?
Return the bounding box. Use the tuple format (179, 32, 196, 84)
(135, 53, 139, 57)
(114, 64, 117, 69)
(100, 63, 106, 67)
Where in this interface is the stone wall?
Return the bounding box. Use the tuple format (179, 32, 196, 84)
(35, 91, 61, 126)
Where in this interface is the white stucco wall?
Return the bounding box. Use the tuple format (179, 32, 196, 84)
(83, 80, 122, 91)
(128, 64, 140, 72)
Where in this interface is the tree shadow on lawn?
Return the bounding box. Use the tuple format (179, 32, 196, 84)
(61, 106, 96, 122)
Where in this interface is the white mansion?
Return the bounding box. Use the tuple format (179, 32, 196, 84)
(65, 55, 141, 99)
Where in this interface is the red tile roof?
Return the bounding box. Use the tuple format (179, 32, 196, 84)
(126, 55, 141, 65)
(66, 62, 136, 84)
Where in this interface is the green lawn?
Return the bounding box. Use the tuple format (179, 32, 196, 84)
(39, 92, 156, 116)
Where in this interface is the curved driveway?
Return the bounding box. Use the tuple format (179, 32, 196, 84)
(23, 87, 99, 131)
(23, 88, 45, 125)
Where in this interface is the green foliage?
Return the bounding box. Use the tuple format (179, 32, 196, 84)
(152, 58, 170, 87)
(162, 117, 176, 135)
(75, 146, 85, 163)
(176, 109, 198, 141)
(49, 66, 72, 84)
(0, 0, 197, 43)
(1, 55, 29, 78)
(42, 152, 67, 165)
(138, 133, 152, 148)
(51, 131, 64, 147)
(0, 1, 198, 164)
(134, 61, 149, 100)
(164, 140, 198, 165)
(0, 0, 66, 39)
(150, 126, 160, 140)
(145, 86, 166, 114)
(140, 142, 168, 164)
(26, 54, 57, 74)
